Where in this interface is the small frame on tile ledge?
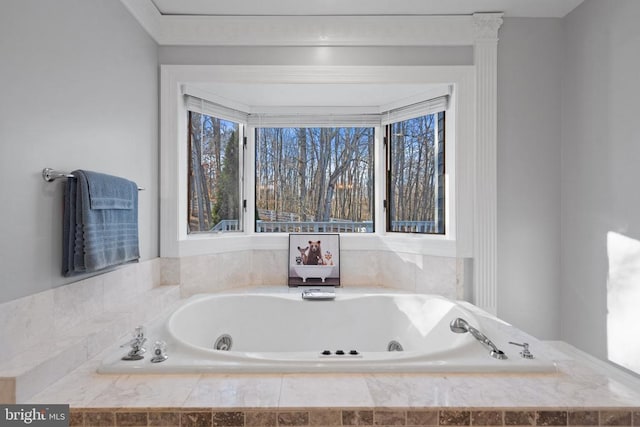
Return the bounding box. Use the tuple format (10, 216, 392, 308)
(288, 233, 340, 287)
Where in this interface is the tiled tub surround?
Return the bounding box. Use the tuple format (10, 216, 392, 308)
(25, 341, 640, 421)
(163, 251, 463, 299)
(3, 260, 640, 414)
(0, 258, 180, 403)
(24, 286, 640, 411)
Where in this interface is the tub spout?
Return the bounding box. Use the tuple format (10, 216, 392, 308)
(449, 318, 507, 360)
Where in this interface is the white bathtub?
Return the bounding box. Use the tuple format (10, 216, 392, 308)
(98, 289, 557, 374)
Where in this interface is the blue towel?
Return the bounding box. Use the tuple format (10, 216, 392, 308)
(63, 170, 139, 276)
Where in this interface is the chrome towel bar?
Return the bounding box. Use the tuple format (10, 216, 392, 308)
(42, 168, 144, 191)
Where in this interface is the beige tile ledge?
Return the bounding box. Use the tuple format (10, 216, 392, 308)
(24, 341, 640, 410)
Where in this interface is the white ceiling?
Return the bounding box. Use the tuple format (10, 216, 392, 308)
(151, 0, 584, 18)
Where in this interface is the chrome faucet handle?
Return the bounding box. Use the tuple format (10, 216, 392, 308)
(121, 326, 147, 360)
(509, 341, 534, 359)
(151, 340, 168, 363)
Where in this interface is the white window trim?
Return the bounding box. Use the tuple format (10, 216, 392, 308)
(160, 65, 474, 261)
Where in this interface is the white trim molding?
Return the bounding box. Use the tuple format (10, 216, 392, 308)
(121, 0, 478, 46)
(472, 13, 503, 315)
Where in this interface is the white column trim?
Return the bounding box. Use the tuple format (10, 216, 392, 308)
(473, 13, 503, 315)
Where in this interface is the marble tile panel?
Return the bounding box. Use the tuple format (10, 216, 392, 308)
(161, 257, 181, 286)
(27, 359, 119, 406)
(414, 255, 457, 298)
(340, 251, 383, 287)
(309, 410, 342, 426)
(342, 410, 374, 425)
(103, 264, 140, 312)
(378, 252, 418, 292)
(69, 409, 84, 426)
(214, 251, 257, 291)
(600, 411, 632, 426)
(365, 374, 447, 407)
(471, 411, 503, 426)
(245, 411, 277, 426)
(212, 411, 244, 427)
(182, 411, 213, 427)
(545, 360, 640, 407)
(536, 411, 567, 426)
(148, 411, 181, 426)
(279, 374, 374, 407)
(504, 411, 535, 426)
(115, 411, 148, 426)
(374, 410, 406, 425)
(0, 290, 54, 361)
(439, 410, 471, 426)
(176, 255, 212, 296)
(53, 275, 104, 334)
(568, 411, 599, 426)
(85, 374, 200, 407)
(277, 411, 309, 426)
(406, 410, 438, 426)
(183, 374, 281, 408)
(253, 250, 287, 286)
(15, 337, 89, 402)
(84, 410, 115, 427)
(180, 253, 256, 295)
(0, 377, 16, 404)
(135, 258, 161, 293)
(150, 258, 163, 288)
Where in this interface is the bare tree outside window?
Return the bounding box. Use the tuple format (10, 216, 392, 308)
(188, 111, 241, 233)
(388, 112, 445, 234)
(255, 127, 374, 233)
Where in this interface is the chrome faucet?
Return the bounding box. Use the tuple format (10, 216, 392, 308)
(450, 317, 507, 360)
(301, 288, 336, 300)
(121, 326, 147, 361)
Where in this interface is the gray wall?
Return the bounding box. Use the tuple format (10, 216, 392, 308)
(0, 0, 159, 303)
(561, 0, 640, 360)
(497, 18, 564, 340)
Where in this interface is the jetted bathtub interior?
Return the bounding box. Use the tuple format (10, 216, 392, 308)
(98, 289, 557, 374)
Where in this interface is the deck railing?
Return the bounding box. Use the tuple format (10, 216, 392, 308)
(255, 220, 373, 233)
(209, 219, 439, 233)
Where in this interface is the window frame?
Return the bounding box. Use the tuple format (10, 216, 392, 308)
(385, 111, 447, 235)
(160, 65, 475, 259)
(186, 110, 245, 234)
(253, 125, 377, 234)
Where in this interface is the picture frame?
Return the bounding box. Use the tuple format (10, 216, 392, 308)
(288, 233, 340, 287)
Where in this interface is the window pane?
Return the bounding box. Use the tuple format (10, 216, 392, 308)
(255, 127, 374, 233)
(388, 112, 445, 234)
(188, 111, 241, 233)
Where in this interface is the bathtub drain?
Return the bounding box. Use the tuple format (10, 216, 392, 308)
(214, 334, 233, 351)
(387, 340, 403, 351)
